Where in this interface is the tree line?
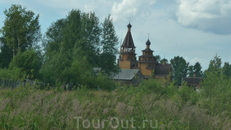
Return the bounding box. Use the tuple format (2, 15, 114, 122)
(0, 4, 231, 88)
(0, 4, 119, 89)
(164, 55, 231, 85)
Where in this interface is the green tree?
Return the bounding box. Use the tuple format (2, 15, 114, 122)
(194, 62, 203, 77)
(43, 19, 66, 55)
(0, 44, 12, 68)
(170, 56, 189, 85)
(42, 10, 119, 84)
(99, 15, 119, 75)
(204, 55, 222, 76)
(155, 55, 168, 64)
(207, 55, 222, 72)
(155, 55, 161, 63)
(79, 12, 102, 66)
(188, 62, 203, 77)
(160, 58, 168, 64)
(41, 10, 119, 88)
(43, 10, 101, 65)
(222, 62, 231, 77)
(0, 4, 41, 67)
(40, 44, 73, 85)
(188, 65, 194, 77)
(9, 49, 42, 79)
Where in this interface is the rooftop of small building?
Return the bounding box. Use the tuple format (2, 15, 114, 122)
(154, 63, 172, 76)
(111, 69, 143, 80)
(182, 77, 203, 84)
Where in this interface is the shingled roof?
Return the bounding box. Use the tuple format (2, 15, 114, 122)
(111, 69, 142, 80)
(154, 63, 172, 76)
(121, 23, 135, 48)
(182, 77, 202, 85)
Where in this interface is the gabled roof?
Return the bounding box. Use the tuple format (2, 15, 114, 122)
(154, 63, 172, 76)
(182, 77, 202, 84)
(121, 24, 135, 48)
(111, 69, 141, 80)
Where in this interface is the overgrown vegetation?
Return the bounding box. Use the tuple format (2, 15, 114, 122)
(0, 4, 231, 130)
(0, 70, 231, 129)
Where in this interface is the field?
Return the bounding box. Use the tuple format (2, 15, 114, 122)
(0, 72, 231, 130)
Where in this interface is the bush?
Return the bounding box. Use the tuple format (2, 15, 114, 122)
(0, 68, 25, 80)
(9, 49, 42, 79)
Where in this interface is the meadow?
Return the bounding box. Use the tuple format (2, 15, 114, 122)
(0, 71, 231, 130)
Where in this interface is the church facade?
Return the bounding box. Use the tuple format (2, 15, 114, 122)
(117, 23, 172, 81)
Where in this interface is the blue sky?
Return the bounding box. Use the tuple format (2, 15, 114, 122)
(1, 0, 231, 70)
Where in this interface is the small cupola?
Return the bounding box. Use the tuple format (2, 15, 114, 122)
(127, 23, 132, 31)
(146, 39, 151, 46)
(146, 39, 151, 49)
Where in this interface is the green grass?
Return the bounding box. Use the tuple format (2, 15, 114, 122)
(0, 74, 231, 130)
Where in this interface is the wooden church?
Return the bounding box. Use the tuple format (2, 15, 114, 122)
(113, 23, 172, 84)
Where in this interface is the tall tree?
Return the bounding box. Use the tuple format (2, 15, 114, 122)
(0, 4, 41, 68)
(41, 10, 82, 84)
(222, 62, 231, 77)
(187, 62, 203, 77)
(205, 55, 222, 74)
(62, 10, 82, 50)
(170, 56, 189, 85)
(204, 55, 223, 78)
(43, 10, 102, 65)
(80, 12, 102, 66)
(1, 29, 12, 68)
(155, 55, 161, 63)
(99, 15, 119, 74)
(188, 65, 194, 77)
(0, 4, 41, 67)
(41, 10, 119, 86)
(194, 62, 203, 77)
(43, 18, 66, 55)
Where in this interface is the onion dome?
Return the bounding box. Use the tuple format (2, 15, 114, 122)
(146, 39, 151, 46)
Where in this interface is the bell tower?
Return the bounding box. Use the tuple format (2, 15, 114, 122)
(118, 23, 137, 69)
(137, 39, 156, 78)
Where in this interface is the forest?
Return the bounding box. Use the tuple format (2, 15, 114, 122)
(0, 4, 231, 129)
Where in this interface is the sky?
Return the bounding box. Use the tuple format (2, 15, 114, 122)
(0, 0, 231, 70)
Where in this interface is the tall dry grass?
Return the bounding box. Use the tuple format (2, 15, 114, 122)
(0, 73, 231, 129)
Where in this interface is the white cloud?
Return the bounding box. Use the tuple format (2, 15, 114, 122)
(111, 0, 156, 21)
(176, 0, 231, 34)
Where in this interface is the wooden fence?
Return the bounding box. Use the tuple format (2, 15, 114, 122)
(0, 79, 46, 88)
